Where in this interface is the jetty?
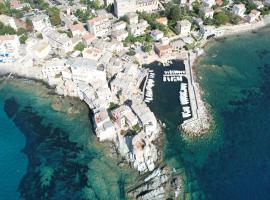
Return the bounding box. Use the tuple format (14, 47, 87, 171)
(176, 53, 210, 135)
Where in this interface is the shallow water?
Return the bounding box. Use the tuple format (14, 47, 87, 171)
(0, 79, 138, 200)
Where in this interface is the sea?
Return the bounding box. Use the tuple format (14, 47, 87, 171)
(1, 26, 270, 200)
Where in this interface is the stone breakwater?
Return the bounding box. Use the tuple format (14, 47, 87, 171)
(180, 53, 211, 136)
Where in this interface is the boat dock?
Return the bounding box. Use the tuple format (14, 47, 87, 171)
(179, 57, 199, 124)
(163, 70, 185, 82)
(143, 69, 155, 104)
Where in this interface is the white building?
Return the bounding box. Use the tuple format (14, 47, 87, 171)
(200, 6, 214, 19)
(82, 47, 102, 60)
(246, 9, 261, 23)
(26, 39, 51, 59)
(111, 105, 138, 130)
(128, 19, 149, 36)
(66, 57, 106, 84)
(0, 15, 17, 30)
(43, 28, 73, 53)
(131, 101, 158, 138)
(112, 21, 127, 31)
(87, 16, 111, 37)
(176, 20, 191, 37)
(232, 4, 246, 17)
(150, 29, 164, 41)
(202, 0, 216, 7)
(111, 30, 129, 41)
(94, 108, 116, 141)
(200, 26, 224, 38)
(42, 58, 66, 85)
(127, 12, 139, 25)
(114, 0, 159, 18)
(69, 23, 87, 37)
(0, 35, 20, 63)
(30, 14, 51, 32)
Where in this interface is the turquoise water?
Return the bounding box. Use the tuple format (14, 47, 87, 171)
(1, 27, 270, 199)
(0, 79, 138, 200)
(0, 91, 27, 200)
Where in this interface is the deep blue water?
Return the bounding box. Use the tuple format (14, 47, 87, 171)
(0, 95, 27, 200)
(147, 27, 270, 199)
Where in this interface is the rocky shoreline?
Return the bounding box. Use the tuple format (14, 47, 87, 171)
(0, 64, 184, 199)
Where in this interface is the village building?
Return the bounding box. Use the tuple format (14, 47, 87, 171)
(200, 6, 214, 19)
(66, 57, 106, 84)
(127, 12, 139, 25)
(128, 19, 149, 36)
(155, 17, 168, 26)
(42, 58, 66, 85)
(26, 39, 51, 59)
(69, 23, 87, 37)
(82, 33, 95, 46)
(111, 30, 129, 41)
(176, 20, 191, 37)
(232, 4, 246, 17)
(114, 0, 159, 18)
(87, 16, 111, 37)
(246, 9, 261, 23)
(170, 39, 186, 52)
(202, 0, 216, 7)
(200, 25, 224, 39)
(93, 108, 116, 141)
(43, 28, 73, 53)
(154, 43, 173, 57)
(112, 21, 127, 31)
(0, 35, 20, 63)
(151, 29, 164, 41)
(30, 14, 51, 32)
(131, 101, 158, 137)
(0, 15, 18, 30)
(82, 47, 102, 60)
(111, 105, 139, 130)
(10, 0, 31, 10)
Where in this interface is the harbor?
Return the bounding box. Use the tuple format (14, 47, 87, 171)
(144, 55, 210, 136)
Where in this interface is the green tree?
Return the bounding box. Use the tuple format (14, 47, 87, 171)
(214, 12, 229, 26)
(74, 42, 86, 51)
(19, 34, 28, 44)
(47, 7, 61, 26)
(142, 44, 152, 52)
(0, 22, 16, 35)
(168, 5, 181, 21)
(127, 48, 136, 56)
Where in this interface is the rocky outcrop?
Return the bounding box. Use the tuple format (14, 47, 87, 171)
(115, 127, 161, 173)
(126, 165, 183, 200)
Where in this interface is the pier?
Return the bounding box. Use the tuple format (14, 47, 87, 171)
(160, 53, 209, 134)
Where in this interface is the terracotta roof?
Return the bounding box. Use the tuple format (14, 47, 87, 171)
(70, 23, 85, 32)
(155, 17, 168, 24)
(87, 16, 107, 24)
(82, 33, 95, 41)
(155, 43, 172, 51)
(215, 0, 223, 6)
(251, 9, 260, 15)
(0, 35, 17, 41)
(10, 0, 19, 8)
